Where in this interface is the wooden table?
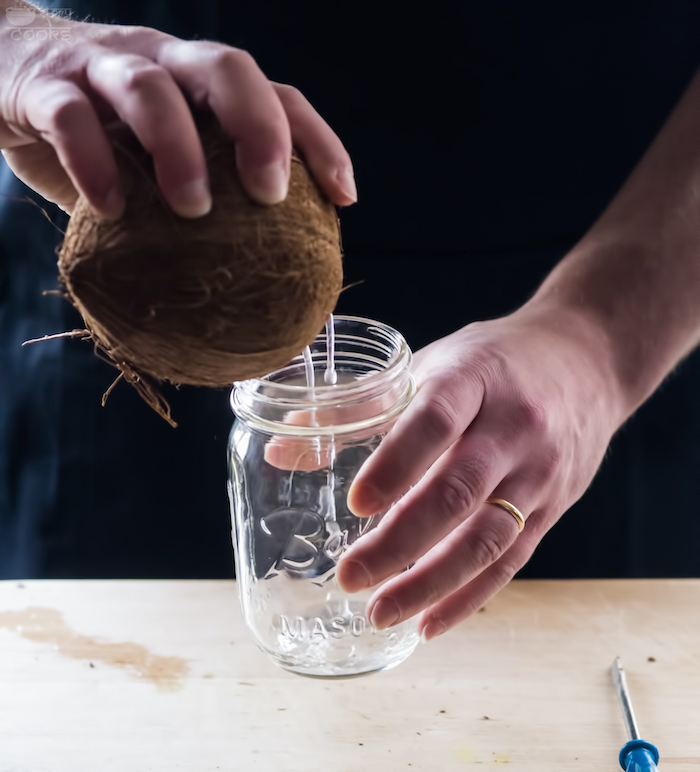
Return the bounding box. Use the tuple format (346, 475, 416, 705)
(0, 579, 698, 771)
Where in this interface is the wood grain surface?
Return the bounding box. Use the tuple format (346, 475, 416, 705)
(0, 579, 698, 771)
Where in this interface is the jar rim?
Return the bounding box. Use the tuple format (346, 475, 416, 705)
(229, 315, 414, 436)
(233, 315, 411, 394)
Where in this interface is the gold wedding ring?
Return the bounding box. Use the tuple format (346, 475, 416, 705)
(485, 497, 525, 532)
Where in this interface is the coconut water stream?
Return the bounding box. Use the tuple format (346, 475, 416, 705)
(302, 314, 338, 531)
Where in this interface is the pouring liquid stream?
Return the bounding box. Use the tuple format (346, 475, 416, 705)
(302, 315, 338, 531)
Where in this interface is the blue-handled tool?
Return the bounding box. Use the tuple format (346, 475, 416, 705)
(611, 657, 660, 772)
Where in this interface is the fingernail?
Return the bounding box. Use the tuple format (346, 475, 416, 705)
(422, 619, 446, 641)
(347, 482, 384, 517)
(337, 560, 370, 592)
(249, 160, 288, 205)
(100, 185, 124, 220)
(336, 167, 358, 203)
(370, 597, 400, 630)
(171, 179, 212, 219)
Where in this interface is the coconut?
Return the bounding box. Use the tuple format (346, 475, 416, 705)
(56, 113, 343, 426)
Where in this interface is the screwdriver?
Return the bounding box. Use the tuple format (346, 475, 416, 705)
(611, 657, 660, 772)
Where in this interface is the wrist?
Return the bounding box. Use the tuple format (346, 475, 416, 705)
(513, 297, 633, 429)
(527, 226, 700, 420)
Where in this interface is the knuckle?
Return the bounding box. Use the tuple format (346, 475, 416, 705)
(538, 445, 563, 482)
(44, 94, 87, 133)
(121, 62, 170, 93)
(433, 468, 483, 524)
(418, 391, 462, 446)
(32, 47, 73, 79)
(519, 445, 563, 492)
(213, 47, 258, 74)
(273, 82, 306, 106)
(100, 24, 167, 47)
(517, 440, 564, 498)
(419, 578, 445, 610)
(469, 527, 509, 568)
(511, 394, 549, 435)
(540, 497, 566, 522)
(477, 342, 510, 380)
(489, 557, 520, 587)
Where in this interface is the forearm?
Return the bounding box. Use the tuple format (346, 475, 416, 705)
(529, 70, 700, 417)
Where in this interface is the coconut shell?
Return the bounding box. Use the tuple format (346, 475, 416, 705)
(57, 113, 343, 425)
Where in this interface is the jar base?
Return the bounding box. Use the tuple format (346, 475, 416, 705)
(272, 641, 419, 679)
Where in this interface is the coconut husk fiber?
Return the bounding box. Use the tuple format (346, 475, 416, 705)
(56, 113, 343, 426)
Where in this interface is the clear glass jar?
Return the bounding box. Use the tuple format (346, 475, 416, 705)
(228, 316, 419, 678)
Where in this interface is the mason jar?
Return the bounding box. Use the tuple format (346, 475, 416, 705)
(228, 316, 419, 678)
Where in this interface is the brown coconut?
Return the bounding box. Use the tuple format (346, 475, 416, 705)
(57, 113, 343, 426)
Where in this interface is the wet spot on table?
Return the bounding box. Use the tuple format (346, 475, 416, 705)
(0, 607, 188, 691)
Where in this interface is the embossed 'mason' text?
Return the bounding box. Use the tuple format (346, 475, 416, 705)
(279, 614, 374, 640)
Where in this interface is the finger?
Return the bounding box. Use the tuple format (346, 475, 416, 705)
(86, 52, 211, 218)
(22, 78, 123, 218)
(2, 142, 79, 213)
(264, 410, 309, 470)
(363, 491, 532, 630)
(337, 426, 512, 593)
(418, 510, 546, 638)
(157, 40, 292, 205)
(347, 373, 485, 518)
(262, 392, 398, 471)
(273, 83, 357, 206)
(264, 436, 334, 471)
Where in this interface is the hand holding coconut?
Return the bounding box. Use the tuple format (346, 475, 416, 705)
(1, 5, 354, 421)
(0, 4, 356, 218)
